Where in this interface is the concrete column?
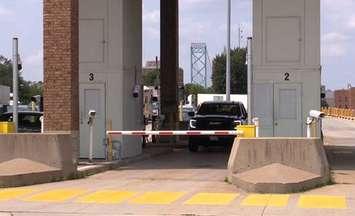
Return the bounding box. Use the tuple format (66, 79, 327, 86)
(43, 0, 79, 133)
(160, 0, 179, 130)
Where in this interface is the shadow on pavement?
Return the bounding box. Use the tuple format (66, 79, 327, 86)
(118, 146, 231, 171)
(325, 146, 355, 171)
(325, 145, 355, 184)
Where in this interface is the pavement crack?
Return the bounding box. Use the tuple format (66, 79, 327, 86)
(261, 195, 271, 216)
(261, 205, 267, 216)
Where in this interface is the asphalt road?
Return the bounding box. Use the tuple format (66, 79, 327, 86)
(323, 118, 355, 184)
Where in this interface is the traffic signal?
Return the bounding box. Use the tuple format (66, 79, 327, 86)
(17, 54, 22, 71)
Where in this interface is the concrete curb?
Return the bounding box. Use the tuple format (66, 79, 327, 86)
(0, 170, 63, 188)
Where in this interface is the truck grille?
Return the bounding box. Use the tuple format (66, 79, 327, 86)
(197, 118, 234, 130)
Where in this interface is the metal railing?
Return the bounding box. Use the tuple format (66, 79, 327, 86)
(321, 107, 355, 120)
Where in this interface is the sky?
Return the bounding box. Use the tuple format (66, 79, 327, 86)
(0, 0, 355, 90)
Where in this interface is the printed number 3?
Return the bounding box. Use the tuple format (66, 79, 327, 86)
(89, 73, 94, 81)
(284, 73, 290, 81)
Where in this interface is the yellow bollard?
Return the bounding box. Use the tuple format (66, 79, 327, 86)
(0, 122, 15, 134)
(237, 125, 256, 138)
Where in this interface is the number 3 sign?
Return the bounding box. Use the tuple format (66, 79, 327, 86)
(89, 73, 94, 81)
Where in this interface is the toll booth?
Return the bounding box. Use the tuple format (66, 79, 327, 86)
(252, 0, 320, 137)
(78, 0, 143, 159)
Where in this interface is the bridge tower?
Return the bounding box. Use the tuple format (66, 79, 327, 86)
(190, 43, 209, 88)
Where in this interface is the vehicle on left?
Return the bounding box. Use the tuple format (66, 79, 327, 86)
(0, 111, 43, 133)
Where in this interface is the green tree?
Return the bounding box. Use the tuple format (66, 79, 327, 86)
(20, 81, 43, 104)
(212, 48, 247, 94)
(184, 83, 211, 96)
(143, 69, 159, 86)
(0, 55, 43, 104)
(0, 55, 13, 88)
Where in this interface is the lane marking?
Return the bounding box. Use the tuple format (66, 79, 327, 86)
(298, 195, 347, 209)
(130, 192, 185, 205)
(241, 194, 290, 207)
(77, 190, 137, 204)
(185, 193, 239, 205)
(24, 189, 87, 202)
(0, 188, 35, 201)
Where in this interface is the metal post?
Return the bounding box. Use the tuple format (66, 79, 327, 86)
(190, 46, 193, 83)
(253, 117, 260, 138)
(89, 122, 94, 162)
(88, 110, 96, 162)
(204, 46, 207, 88)
(312, 119, 318, 137)
(155, 56, 159, 87)
(226, 0, 231, 102)
(12, 38, 19, 133)
(40, 116, 44, 134)
(306, 117, 313, 138)
(238, 26, 241, 48)
(107, 120, 113, 161)
(247, 37, 253, 124)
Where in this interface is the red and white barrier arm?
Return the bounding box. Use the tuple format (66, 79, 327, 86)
(107, 130, 243, 136)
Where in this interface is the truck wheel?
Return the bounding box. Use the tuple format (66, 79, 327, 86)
(188, 141, 199, 152)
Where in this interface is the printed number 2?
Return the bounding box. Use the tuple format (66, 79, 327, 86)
(284, 73, 290, 81)
(89, 73, 94, 81)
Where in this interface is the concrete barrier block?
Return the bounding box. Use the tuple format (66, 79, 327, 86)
(0, 133, 77, 187)
(228, 138, 330, 193)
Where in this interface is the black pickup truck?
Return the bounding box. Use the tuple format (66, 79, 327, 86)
(188, 101, 247, 152)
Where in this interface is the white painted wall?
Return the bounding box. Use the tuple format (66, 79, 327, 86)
(252, 0, 321, 137)
(79, 0, 143, 159)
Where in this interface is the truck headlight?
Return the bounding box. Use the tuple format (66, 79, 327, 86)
(189, 119, 197, 129)
(152, 109, 158, 116)
(234, 120, 242, 127)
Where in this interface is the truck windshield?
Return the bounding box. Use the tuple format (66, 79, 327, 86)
(197, 103, 243, 116)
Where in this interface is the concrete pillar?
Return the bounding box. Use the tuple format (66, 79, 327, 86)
(160, 0, 179, 130)
(43, 0, 79, 134)
(252, 0, 320, 137)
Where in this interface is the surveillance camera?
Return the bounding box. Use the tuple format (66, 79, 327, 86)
(88, 110, 96, 117)
(133, 85, 140, 98)
(309, 110, 325, 119)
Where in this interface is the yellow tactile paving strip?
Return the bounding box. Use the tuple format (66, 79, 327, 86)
(185, 193, 239, 205)
(0, 188, 36, 201)
(130, 192, 186, 205)
(0, 187, 350, 209)
(298, 195, 348, 209)
(77, 191, 137, 204)
(241, 194, 290, 207)
(24, 189, 87, 202)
